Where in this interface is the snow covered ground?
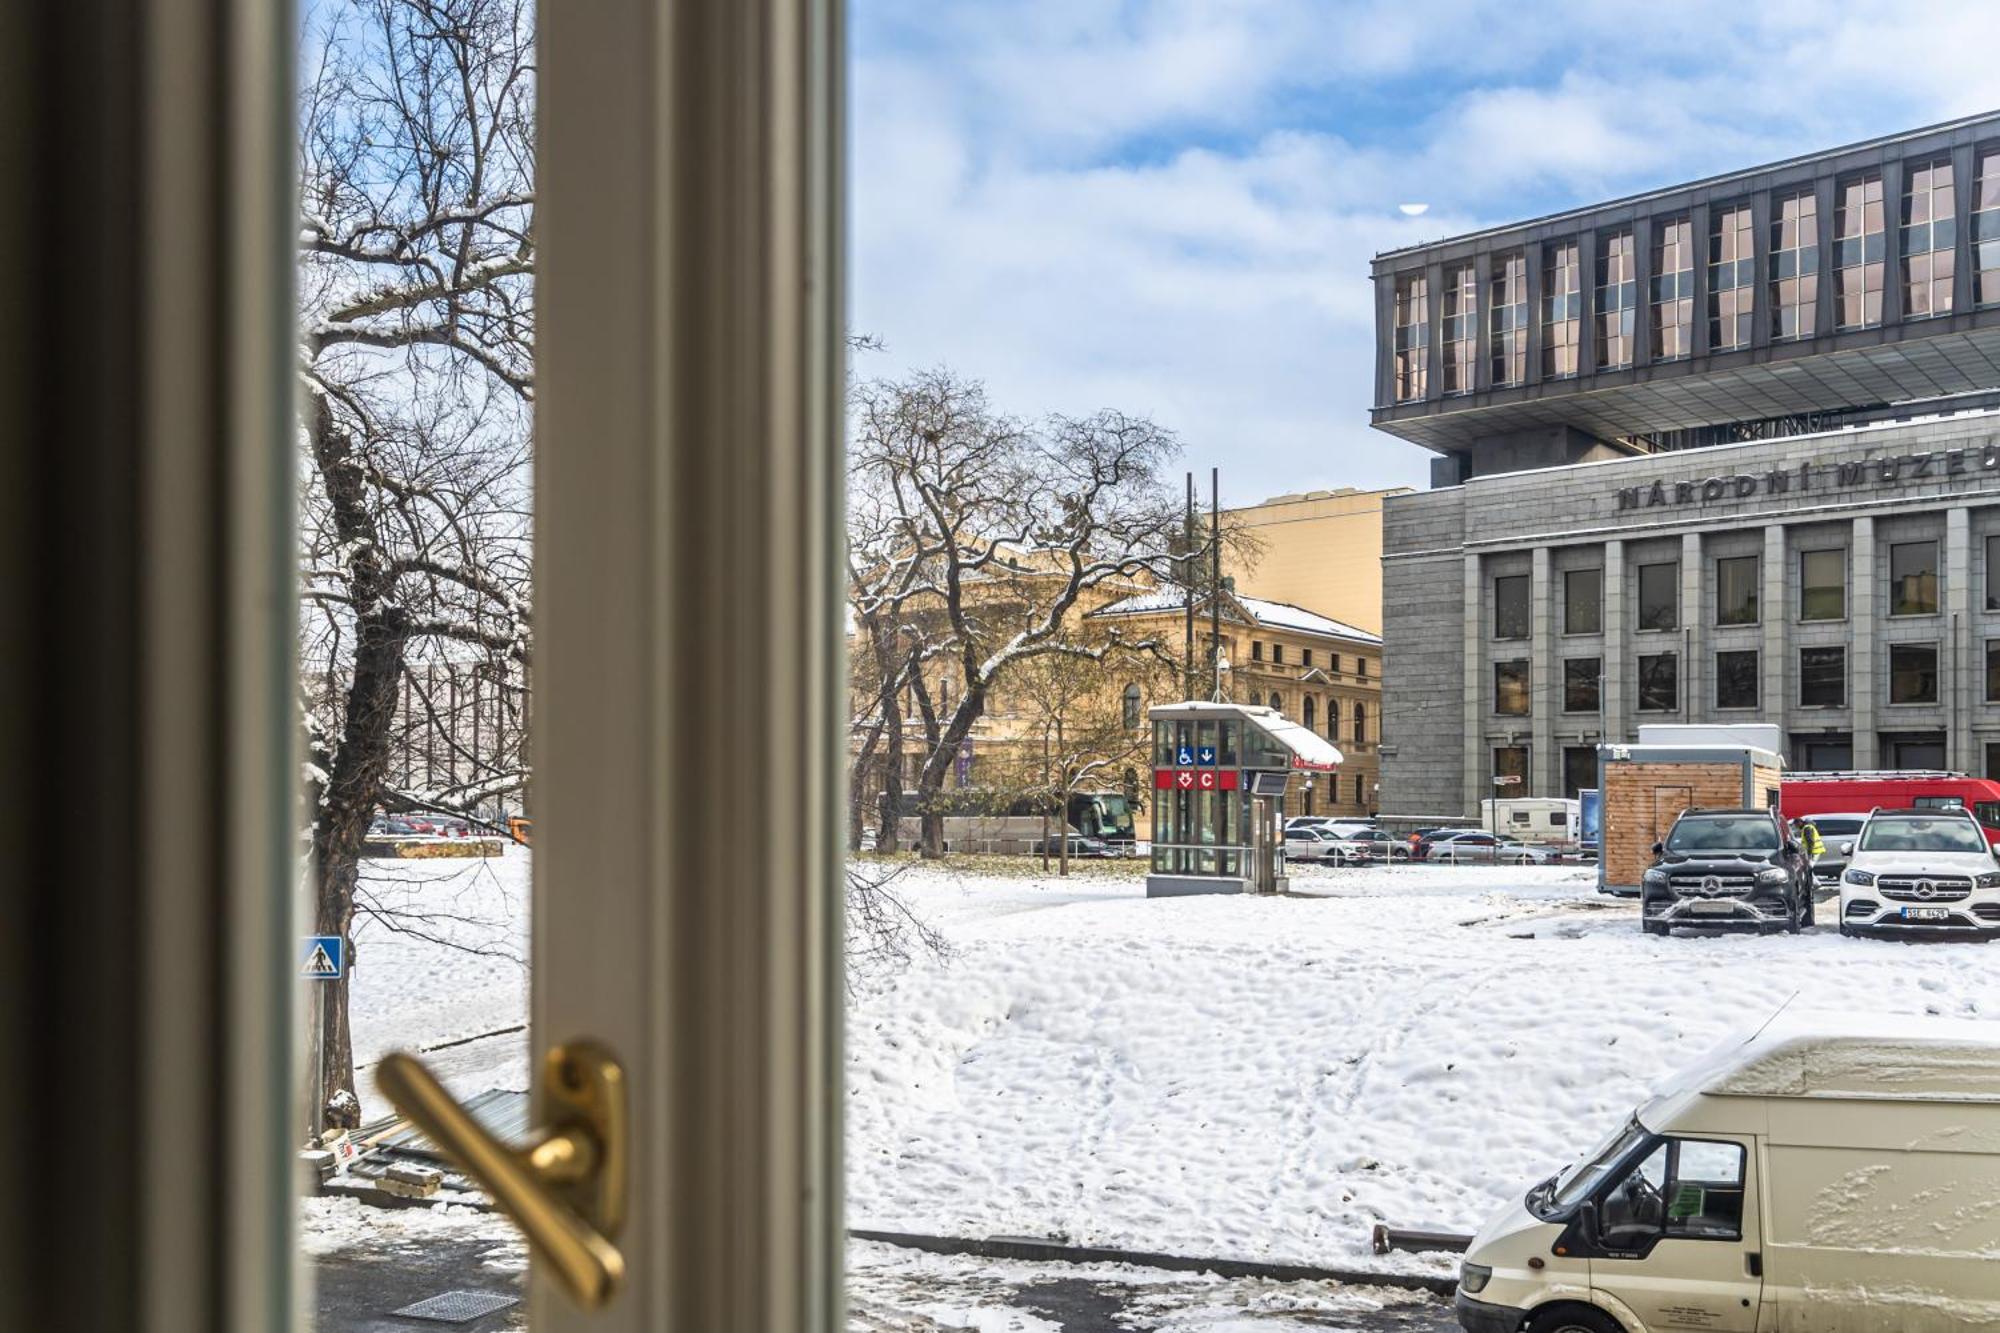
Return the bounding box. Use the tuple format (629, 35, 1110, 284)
(346, 849, 532, 1102)
(846, 860, 2000, 1275)
(310, 851, 2000, 1325)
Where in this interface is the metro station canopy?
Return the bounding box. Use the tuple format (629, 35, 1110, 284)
(1150, 701, 1344, 772)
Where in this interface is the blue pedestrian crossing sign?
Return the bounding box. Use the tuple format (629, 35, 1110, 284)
(1175, 745, 1195, 766)
(301, 935, 345, 980)
(1197, 746, 1217, 766)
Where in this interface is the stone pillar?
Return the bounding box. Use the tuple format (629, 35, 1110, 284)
(1750, 189, 1773, 349)
(1603, 540, 1628, 741)
(1763, 525, 1787, 722)
(1852, 517, 1877, 768)
(1632, 214, 1655, 367)
(1525, 240, 1545, 387)
(1532, 546, 1555, 796)
(1948, 506, 1972, 770)
(1463, 552, 1485, 817)
(1690, 202, 1712, 360)
(1425, 259, 1446, 402)
(1473, 251, 1494, 394)
(1881, 158, 1906, 329)
(1681, 531, 1704, 721)
(1813, 176, 1837, 338)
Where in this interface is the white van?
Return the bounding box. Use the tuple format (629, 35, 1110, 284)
(1455, 1015, 2000, 1332)
(1480, 797, 1580, 846)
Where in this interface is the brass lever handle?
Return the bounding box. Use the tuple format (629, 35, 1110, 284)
(375, 1040, 628, 1309)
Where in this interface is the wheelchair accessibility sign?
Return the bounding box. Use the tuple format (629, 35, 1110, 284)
(301, 935, 345, 980)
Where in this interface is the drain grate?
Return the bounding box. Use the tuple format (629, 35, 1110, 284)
(389, 1289, 520, 1323)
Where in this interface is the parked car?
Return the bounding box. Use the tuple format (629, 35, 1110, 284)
(1837, 807, 2000, 940)
(1408, 825, 1471, 858)
(368, 815, 420, 837)
(1282, 827, 1338, 862)
(1325, 828, 1408, 862)
(1454, 1015, 2000, 1333)
(1639, 808, 1814, 936)
(1425, 831, 1558, 865)
(1795, 812, 1867, 883)
(1029, 835, 1117, 859)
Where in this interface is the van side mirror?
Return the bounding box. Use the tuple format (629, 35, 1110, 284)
(1650, 841, 1664, 857)
(1784, 840, 1800, 855)
(1841, 842, 1854, 857)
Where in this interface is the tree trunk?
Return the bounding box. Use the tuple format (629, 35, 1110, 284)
(308, 606, 409, 1130)
(878, 695, 904, 854)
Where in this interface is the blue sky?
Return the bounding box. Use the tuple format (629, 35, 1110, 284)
(849, 1, 2000, 503)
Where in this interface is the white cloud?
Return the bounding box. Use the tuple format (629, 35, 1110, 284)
(851, 0, 2000, 502)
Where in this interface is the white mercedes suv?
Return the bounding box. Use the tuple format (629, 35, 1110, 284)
(1838, 807, 2000, 940)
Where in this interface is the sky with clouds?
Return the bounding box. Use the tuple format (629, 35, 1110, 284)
(849, 0, 2000, 504)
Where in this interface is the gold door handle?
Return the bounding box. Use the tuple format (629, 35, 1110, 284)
(375, 1040, 628, 1309)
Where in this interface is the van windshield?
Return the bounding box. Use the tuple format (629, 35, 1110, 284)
(1665, 815, 1778, 853)
(1543, 1117, 1649, 1213)
(1857, 817, 1989, 853)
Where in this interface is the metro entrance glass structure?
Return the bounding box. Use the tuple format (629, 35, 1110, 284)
(1146, 702, 1343, 897)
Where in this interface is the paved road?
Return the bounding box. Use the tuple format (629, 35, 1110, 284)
(846, 1240, 1459, 1332)
(316, 1235, 1458, 1332)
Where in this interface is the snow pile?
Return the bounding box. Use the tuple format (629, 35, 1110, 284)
(846, 864, 2000, 1272)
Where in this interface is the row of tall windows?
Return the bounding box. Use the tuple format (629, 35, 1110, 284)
(1494, 642, 1955, 716)
(1391, 150, 2000, 403)
(1507, 544, 1947, 639)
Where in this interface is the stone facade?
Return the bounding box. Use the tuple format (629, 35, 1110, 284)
(1382, 410, 2000, 818)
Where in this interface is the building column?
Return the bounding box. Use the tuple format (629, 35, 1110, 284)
(1813, 176, 1837, 339)
(1524, 240, 1546, 387)
(1749, 189, 1773, 349)
(1373, 275, 1396, 408)
(1681, 531, 1704, 721)
(1763, 525, 1787, 725)
(1577, 229, 1598, 375)
(1425, 259, 1446, 402)
(1690, 202, 1712, 360)
(1881, 158, 1906, 328)
(1953, 144, 1976, 320)
(1532, 546, 1555, 796)
(1852, 517, 1878, 768)
(1473, 251, 1494, 394)
(1464, 552, 1485, 817)
(1948, 506, 1972, 770)
(1603, 540, 1628, 742)
(1632, 214, 1656, 367)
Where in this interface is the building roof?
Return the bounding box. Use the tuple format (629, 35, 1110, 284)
(1148, 701, 1346, 770)
(1092, 585, 1381, 646)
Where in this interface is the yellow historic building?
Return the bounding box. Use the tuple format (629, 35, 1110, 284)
(1085, 586, 1381, 822)
(1222, 486, 1411, 637)
(854, 557, 1385, 845)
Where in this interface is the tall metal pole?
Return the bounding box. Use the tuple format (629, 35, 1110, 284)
(1184, 472, 1195, 699)
(1210, 468, 1222, 701)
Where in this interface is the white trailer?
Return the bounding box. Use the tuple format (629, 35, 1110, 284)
(1479, 796, 1581, 845)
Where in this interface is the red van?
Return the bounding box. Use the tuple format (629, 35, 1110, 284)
(1781, 771, 2000, 846)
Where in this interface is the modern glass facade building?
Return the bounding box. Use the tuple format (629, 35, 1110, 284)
(1374, 113, 2000, 818)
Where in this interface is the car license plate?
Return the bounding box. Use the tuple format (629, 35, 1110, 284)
(1690, 900, 1738, 915)
(1902, 906, 1951, 922)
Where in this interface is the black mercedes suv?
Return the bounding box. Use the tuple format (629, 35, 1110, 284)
(1639, 808, 1814, 936)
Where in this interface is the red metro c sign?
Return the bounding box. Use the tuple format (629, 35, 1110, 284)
(1154, 768, 1239, 791)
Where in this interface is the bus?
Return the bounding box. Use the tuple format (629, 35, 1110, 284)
(1780, 771, 2000, 845)
(891, 788, 1138, 855)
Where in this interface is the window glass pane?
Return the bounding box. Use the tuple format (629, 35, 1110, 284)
(1715, 555, 1759, 625)
(1494, 574, 1530, 639)
(1800, 647, 1846, 707)
(1801, 549, 1846, 620)
(1565, 568, 1602, 634)
(1890, 643, 1939, 703)
(1987, 535, 2000, 612)
(1637, 562, 1677, 631)
(1494, 660, 1530, 715)
(1715, 650, 1758, 709)
(1563, 746, 1597, 799)
(1667, 1140, 1746, 1239)
(1393, 272, 1429, 400)
(1638, 653, 1678, 711)
(1600, 1142, 1671, 1248)
(1988, 642, 2000, 704)
(1890, 540, 1939, 616)
(1564, 657, 1601, 712)
(1493, 746, 1529, 785)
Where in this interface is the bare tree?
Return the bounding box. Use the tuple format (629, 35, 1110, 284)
(848, 368, 1189, 858)
(297, 0, 535, 1130)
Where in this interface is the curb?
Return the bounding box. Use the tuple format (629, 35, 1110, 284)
(846, 1229, 1459, 1297)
